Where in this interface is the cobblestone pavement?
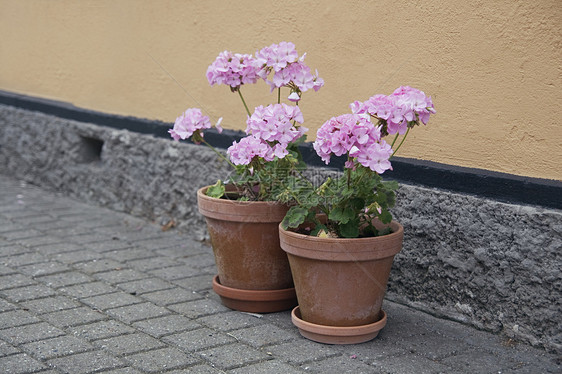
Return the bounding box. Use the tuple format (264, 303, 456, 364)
(0, 174, 559, 374)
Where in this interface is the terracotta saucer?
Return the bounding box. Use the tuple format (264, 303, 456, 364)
(291, 306, 387, 344)
(212, 275, 297, 313)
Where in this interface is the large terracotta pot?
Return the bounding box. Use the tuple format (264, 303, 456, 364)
(197, 186, 297, 313)
(279, 220, 403, 344)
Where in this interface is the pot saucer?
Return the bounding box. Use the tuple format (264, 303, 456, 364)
(291, 306, 387, 344)
(212, 275, 297, 313)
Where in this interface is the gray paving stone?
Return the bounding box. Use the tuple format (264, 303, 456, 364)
(230, 360, 305, 374)
(94, 268, 149, 284)
(106, 302, 171, 324)
(97, 368, 144, 374)
(172, 274, 214, 292)
(167, 298, 230, 319)
(34, 242, 84, 255)
(27, 220, 69, 232)
(21, 335, 94, 359)
(266, 340, 340, 365)
(93, 332, 166, 356)
(139, 287, 203, 306)
(199, 342, 272, 370)
(149, 264, 212, 281)
(69, 320, 136, 341)
(0, 309, 41, 329)
(335, 338, 408, 362)
(229, 323, 298, 348)
(17, 261, 71, 277)
(59, 281, 118, 298)
(0, 273, 36, 289)
(81, 291, 144, 311)
(83, 240, 133, 253)
(48, 350, 125, 374)
(2, 228, 43, 241)
(0, 263, 16, 275)
(0, 352, 47, 374)
(105, 248, 155, 262)
(123, 347, 200, 373)
(0, 322, 65, 344)
(0, 244, 31, 257)
(125, 256, 182, 272)
(154, 244, 208, 260)
(13, 235, 63, 248)
(180, 253, 217, 269)
(0, 339, 20, 356)
(301, 354, 384, 374)
(74, 258, 127, 274)
(42, 306, 107, 328)
(439, 349, 541, 373)
(372, 353, 452, 374)
(163, 327, 236, 352)
(0, 284, 57, 302)
(36, 271, 94, 288)
(2, 252, 48, 267)
(163, 364, 223, 373)
(0, 298, 16, 312)
(196, 311, 266, 332)
(132, 315, 202, 338)
(116, 277, 175, 295)
(131, 236, 186, 249)
(20, 295, 81, 314)
(53, 249, 105, 264)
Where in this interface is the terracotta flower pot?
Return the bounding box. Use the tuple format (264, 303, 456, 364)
(279, 220, 403, 344)
(197, 186, 297, 313)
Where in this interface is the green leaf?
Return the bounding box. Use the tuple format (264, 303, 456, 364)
(310, 223, 328, 237)
(281, 206, 309, 229)
(378, 210, 393, 224)
(206, 180, 225, 198)
(328, 207, 346, 223)
(350, 198, 365, 210)
(382, 180, 399, 191)
(339, 219, 360, 238)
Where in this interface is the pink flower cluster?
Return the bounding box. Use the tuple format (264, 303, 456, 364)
(227, 136, 288, 165)
(227, 103, 307, 165)
(168, 108, 212, 141)
(313, 114, 393, 174)
(206, 51, 260, 88)
(350, 86, 435, 135)
(255, 42, 324, 96)
(246, 103, 306, 144)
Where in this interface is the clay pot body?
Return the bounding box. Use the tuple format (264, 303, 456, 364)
(197, 186, 296, 312)
(279, 220, 403, 343)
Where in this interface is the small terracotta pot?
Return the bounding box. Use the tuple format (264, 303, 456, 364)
(279, 220, 403, 343)
(197, 186, 297, 312)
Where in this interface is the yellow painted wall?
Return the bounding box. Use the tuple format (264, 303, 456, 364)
(1, 0, 561, 180)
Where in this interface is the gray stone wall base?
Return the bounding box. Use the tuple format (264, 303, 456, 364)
(1, 104, 560, 353)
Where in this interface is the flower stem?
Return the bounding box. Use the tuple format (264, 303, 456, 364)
(237, 89, 252, 117)
(278, 88, 281, 104)
(200, 138, 236, 168)
(391, 127, 411, 158)
(390, 133, 400, 149)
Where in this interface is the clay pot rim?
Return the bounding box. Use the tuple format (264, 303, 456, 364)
(197, 186, 288, 222)
(291, 306, 387, 343)
(279, 220, 403, 245)
(279, 221, 403, 261)
(212, 275, 296, 302)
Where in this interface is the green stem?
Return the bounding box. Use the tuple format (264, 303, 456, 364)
(346, 155, 352, 188)
(200, 138, 236, 168)
(237, 89, 252, 117)
(278, 87, 281, 104)
(391, 127, 411, 158)
(390, 133, 400, 149)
